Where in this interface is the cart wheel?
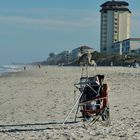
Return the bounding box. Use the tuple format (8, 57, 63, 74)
(101, 107, 111, 126)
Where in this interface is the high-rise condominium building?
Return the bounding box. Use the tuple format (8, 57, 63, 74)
(100, 0, 131, 54)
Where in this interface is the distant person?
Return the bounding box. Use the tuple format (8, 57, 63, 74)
(133, 60, 139, 68)
(38, 64, 41, 68)
(24, 66, 26, 70)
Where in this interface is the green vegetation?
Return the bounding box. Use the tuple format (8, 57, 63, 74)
(92, 52, 140, 66)
(34, 51, 140, 66)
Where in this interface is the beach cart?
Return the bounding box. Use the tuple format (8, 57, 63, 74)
(63, 74, 111, 126)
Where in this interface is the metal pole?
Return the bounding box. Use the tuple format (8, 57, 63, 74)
(62, 92, 83, 125)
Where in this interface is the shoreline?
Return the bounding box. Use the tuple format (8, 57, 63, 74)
(0, 65, 139, 76)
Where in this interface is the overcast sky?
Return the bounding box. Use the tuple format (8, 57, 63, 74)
(0, 0, 139, 64)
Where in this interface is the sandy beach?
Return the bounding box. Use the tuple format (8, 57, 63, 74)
(0, 66, 140, 140)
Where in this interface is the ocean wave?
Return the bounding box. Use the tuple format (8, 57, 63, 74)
(0, 65, 23, 76)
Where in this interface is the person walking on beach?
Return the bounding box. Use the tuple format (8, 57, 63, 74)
(24, 66, 26, 70)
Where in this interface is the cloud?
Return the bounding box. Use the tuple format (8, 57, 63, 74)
(0, 13, 99, 31)
(0, 7, 100, 31)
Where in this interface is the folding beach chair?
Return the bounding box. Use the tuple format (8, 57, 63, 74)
(74, 75, 111, 126)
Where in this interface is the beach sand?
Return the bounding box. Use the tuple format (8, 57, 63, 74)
(0, 66, 140, 140)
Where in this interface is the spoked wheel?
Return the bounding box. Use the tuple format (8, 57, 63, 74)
(82, 114, 100, 128)
(100, 106, 111, 126)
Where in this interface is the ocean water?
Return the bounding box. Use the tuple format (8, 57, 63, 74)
(0, 65, 24, 76)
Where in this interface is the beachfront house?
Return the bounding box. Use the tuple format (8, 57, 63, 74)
(112, 38, 140, 55)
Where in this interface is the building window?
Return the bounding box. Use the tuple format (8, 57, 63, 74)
(126, 41, 130, 46)
(103, 47, 107, 51)
(126, 47, 129, 52)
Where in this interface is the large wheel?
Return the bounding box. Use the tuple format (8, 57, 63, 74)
(101, 106, 111, 126)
